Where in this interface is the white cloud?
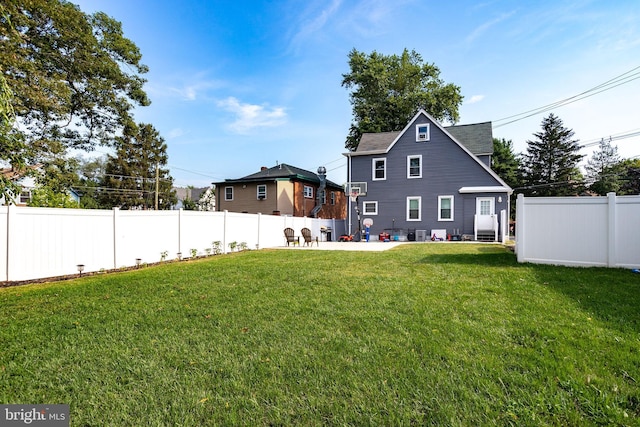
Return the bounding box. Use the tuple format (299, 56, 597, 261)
(167, 128, 185, 139)
(465, 11, 516, 44)
(467, 95, 485, 104)
(217, 97, 287, 134)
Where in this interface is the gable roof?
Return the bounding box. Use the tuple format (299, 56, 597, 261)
(217, 163, 343, 190)
(354, 122, 493, 156)
(347, 109, 511, 191)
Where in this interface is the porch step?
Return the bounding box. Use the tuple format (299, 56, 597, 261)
(476, 230, 496, 242)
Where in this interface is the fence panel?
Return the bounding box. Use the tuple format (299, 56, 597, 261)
(516, 193, 640, 269)
(1, 206, 347, 282)
(7, 207, 114, 281)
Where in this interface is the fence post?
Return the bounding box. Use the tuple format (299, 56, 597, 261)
(515, 194, 525, 262)
(5, 204, 13, 282)
(112, 207, 119, 270)
(607, 192, 617, 268)
(223, 210, 228, 254)
(257, 213, 261, 249)
(178, 208, 183, 255)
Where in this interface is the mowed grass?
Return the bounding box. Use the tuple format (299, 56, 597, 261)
(1, 244, 639, 426)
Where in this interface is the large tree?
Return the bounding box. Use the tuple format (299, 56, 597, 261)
(618, 158, 640, 195)
(492, 138, 522, 190)
(521, 113, 584, 196)
(585, 138, 622, 195)
(342, 48, 463, 151)
(0, 0, 149, 178)
(100, 123, 176, 210)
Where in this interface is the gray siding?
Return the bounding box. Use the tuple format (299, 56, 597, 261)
(349, 113, 508, 238)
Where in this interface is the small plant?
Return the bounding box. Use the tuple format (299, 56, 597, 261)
(160, 251, 168, 262)
(228, 241, 237, 252)
(239, 242, 248, 251)
(212, 241, 222, 255)
(190, 248, 198, 258)
(205, 248, 212, 256)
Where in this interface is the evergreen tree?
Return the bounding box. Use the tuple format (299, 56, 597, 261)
(491, 138, 522, 189)
(585, 138, 622, 195)
(618, 158, 640, 195)
(100, 124, 176, 209)
(342, 48, 463, 151)
(521, 114, 584, 196)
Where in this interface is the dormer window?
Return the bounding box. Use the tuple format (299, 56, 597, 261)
(416, 123, 430, 142)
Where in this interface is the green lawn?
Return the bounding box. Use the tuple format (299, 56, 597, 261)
(1, 244, 639, 426)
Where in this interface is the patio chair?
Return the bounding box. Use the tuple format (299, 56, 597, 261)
(301, 227, 318, 246)
(284, 227, 298, 246)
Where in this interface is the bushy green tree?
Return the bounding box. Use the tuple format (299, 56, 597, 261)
(100, 124, 176, 209)
(342, 48, 463, 151)
(492, 138, 522, 189)
(618, 158, 640, 195)
(585, 139, 622, 195)
(521, 114, 584, 196)
(1, 0, 149, 194)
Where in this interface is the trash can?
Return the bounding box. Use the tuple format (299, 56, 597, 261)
(416, 230, 427, 241)
(407, 228, 416, 241)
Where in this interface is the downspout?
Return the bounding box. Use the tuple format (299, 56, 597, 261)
(310, 166, 326, 218)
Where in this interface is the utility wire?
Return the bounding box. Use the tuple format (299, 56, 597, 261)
(493, 65, 640, 128)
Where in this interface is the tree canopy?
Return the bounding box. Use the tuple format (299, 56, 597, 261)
(521, 114, 584, 196)
(584, 138, 622, 195)
(342, 48, 463, 151)
(99, 123, 176, 210)
(0, 0, 149, 170)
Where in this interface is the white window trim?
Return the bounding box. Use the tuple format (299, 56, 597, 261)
(363, 201, 378, 215)
(406, 196, 421, 221)
(415, 123, 430, 142)
(438, 195, 454, 221)
(303, 185, 313, 199)
(257, 185, 266, 200)
(330, 191, 336, 205)
(407, 155, 422, 179)
(225, 186, 234, 201)
(372, 158, 386, 181)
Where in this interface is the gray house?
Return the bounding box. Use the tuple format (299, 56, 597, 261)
(344, 109, 512, 242)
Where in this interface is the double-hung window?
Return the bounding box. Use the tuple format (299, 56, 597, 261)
(330, 192, 336, 205)
(363, 201, 378, 215)
(257, 185, 266, 200)
(407, 155, 422, 179)
(406, 196, 421, 221)
(438, 195, 454, 221)
(372, 158, 386, 181)
(225, 186, 234, 201)
(416, 123, 430, 142)
(303, 185, 313, 199)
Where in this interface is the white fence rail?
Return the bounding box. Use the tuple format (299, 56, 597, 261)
(515, 193, 640, 269)
(0, 206, 346, 282)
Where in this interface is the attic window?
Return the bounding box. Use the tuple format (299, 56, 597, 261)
(416, 124, 430, 142)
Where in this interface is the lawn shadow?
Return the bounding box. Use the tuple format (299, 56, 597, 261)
(532, 264, 640, 334)
(417, 246, 519, 268)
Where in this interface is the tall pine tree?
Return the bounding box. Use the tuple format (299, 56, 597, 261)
(521, 114, 584, 196)
(585, 138, 621, 195)
(100, 124, 176, 209)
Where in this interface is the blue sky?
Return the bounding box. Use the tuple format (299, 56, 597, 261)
(75, 0, 640, 187)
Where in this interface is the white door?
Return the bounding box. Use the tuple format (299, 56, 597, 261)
(476, 197, 495, 230)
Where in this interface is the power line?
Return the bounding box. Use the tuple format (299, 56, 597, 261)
(493, 65, 640, 128)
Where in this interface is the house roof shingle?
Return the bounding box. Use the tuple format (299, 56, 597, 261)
(355, 122, 493, 155)
(218, 163, 343, 190)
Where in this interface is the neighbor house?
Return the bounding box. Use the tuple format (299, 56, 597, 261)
(344, 109, 512, 241)
(214, 163, 346, 219)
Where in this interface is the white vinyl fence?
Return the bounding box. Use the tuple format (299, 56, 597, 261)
(0, 206, 346, 282)
(515, 193, 640, 269)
